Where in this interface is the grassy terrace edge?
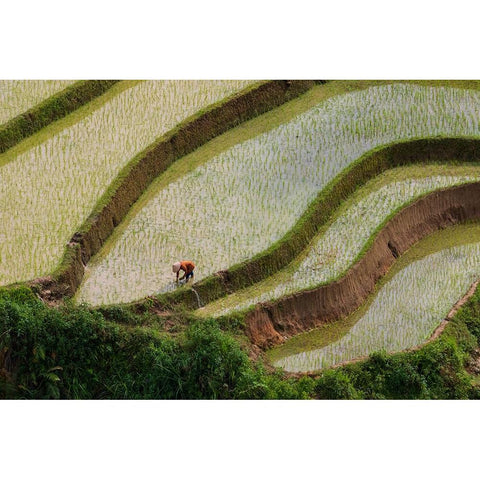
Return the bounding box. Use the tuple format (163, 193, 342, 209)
(0, 80, 119, 154)
(128, 137, 480, 312)
(27, 80, 320, 301)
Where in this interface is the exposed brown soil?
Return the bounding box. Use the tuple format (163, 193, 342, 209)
(245, 183, 480, 349)
(30, 80, 318, 302)
(466, 348, 480, 376)
(314, 278, 480, 373)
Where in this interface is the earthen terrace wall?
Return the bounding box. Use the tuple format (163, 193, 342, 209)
(245, 182, 480, 349)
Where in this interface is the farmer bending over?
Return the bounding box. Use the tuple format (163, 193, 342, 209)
(172, 260, 195, 283)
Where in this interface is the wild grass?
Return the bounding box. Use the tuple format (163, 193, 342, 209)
(2, 275, 479, 399)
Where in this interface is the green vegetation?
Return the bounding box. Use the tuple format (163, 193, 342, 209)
(4, 80, 480, 399)
(0, 287, 255, 399)
(2, 282, 480, 399)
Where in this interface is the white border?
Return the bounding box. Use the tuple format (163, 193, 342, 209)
(1, 400, 479, 479)
(2, 1, 479, 78)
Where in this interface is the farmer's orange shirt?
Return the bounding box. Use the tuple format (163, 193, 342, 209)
(180, 260, 195, 274)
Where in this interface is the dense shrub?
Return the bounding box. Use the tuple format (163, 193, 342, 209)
(314, 369, 362, 399)
(0, 288, 180, 398)
(2, 285, 480, 399)
(0, 289, 258, 399)
(454, 289, 480, 341)
(176, 318, 252, 399)
(255, 371, 315, 399)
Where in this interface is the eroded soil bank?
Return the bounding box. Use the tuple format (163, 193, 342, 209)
(267, 222, 480, 368)
(245, 182, 480, 349)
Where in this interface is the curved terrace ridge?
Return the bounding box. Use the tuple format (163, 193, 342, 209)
(243, 181, 480, 349)
(270, 231, 480, 374)
(289, 278, 480, 374)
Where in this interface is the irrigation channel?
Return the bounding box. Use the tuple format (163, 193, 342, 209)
(268, 222, 480, 373)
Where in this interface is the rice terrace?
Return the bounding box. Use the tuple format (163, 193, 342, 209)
(3, 79, 480, 399)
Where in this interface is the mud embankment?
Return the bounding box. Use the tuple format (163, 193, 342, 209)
(0, 80, 119, 154)
(291, 278, 480, 375)
(31, 80, 320, 301)
(245, 182, 480, 349)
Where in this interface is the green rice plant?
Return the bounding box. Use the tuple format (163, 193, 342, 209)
(274, 242, 480, 372)
(203, 169, 480, 316)
(0, 80, 76, 125)
(0, 81, 254, 286)
(77, 83, 480, 306)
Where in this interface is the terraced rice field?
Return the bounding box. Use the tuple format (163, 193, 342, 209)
(77, 84, 480, 306)
(4, 80, 480, 379)
(0, 80, 76, 124)
(0, 80, 255, 286)
(199, 164, 480, 317)
(271, 224, 480, 372)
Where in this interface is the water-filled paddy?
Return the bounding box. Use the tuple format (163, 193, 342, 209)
(199, 164, 480, 317)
